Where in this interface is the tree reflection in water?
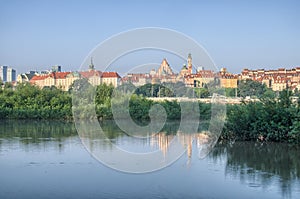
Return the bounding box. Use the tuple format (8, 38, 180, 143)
(211, 142, 300, 198)
(0, 120, 76, 152)
(0, 120, 299, 197)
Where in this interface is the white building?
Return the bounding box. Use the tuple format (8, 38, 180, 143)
(0, 66, 16, 82)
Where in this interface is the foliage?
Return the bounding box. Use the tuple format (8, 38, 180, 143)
(134, 83, 174, 97)
(194, 88, 210, 98)
(223, 89, 300, 144)
(225, 88, 236, 97)
(1, 82, 299, 144)
(0, 83, 72, 119)
(238, 79, 269, 98)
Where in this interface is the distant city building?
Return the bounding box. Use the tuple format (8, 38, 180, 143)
(219, 68, 238, 88)
(121, 73, 151, 86)
(184, 70, 215, 88)
(0, 66, 16, 83)
(101, 72, 121, 87)
(157, 58, 174, 77)
(122, 54, 213, 87)
(80, 70, 102, 86)
(29, 59, 121, 91)
(122, 54, 238, 89)
(11, 54, 300, 92)
(40, 70, 51, 74)
(187, 53, 193, 75)
(0, 66, 8, 82)
(122, 57, 182, 85)
(89, 57, 95, 71)
(240, 67, 300, 91)
(197, 66, 204, 73)
(51, 65, 61, 72)
(17, 71, 37, 83)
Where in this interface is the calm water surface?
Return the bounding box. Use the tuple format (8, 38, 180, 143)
(0, 120, 299, 199)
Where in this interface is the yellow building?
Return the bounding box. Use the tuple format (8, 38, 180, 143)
(219, 68, 238, 88)
(30, 72, 72, 91)
(220, 75, 238, 88)
(17, 72, 37, 83)
(272, 77, 288, 91)
(101, 72, 121, 87)
(80, 70, 102, 86)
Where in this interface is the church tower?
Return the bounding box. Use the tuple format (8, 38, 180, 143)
(187, 53, 192, 74)
(157, 58, 173, 77)
(89, 57, 95, 71)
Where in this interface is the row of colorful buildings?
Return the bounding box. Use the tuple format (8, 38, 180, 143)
(121, 54, 300, 92)
(17, 62, 121, 91)
(121, 53, 239, 89)
(7, 53, 300, 92)
(240, 68, 300, 91)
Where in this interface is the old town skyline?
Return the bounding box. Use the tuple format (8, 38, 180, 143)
(1, 52, 299, 92)
(1, 1, 299, 74)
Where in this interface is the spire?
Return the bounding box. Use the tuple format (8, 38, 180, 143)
(187, 53, 192, 74)
(89, 57, 95, 71)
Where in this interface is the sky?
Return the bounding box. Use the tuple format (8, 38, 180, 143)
(0, 0, 299, 74)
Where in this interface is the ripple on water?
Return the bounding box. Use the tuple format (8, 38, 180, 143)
(28, 162, 40, 165)
(248, 182, 261, 188)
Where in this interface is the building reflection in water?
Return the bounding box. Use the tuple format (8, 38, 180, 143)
(82, 120, 212, 161)
(1, 120, 299, 197)
(150, 131, 210, 166)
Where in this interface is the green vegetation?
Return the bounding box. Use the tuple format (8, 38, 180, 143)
(188, 79, 275, 98)
(133, 82, 193, 98)
(0, 81, 299, 144)
(238, 79, 269, 98)
(223, 89, 300, 144)
(0, 82, 72, 119)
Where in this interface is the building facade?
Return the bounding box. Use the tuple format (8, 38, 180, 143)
(1, 66, 16, 83)
(17, 71, 37, 83)
(0, 66, 7, 82)
(101, 72, 121, 87)
(240, 67, 300, 91)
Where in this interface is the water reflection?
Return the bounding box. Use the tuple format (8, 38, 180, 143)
(86, 120, 212, 158)
(0, 120, 299, 198)
(217, 142, 300, 198)
(77, 120, 215, 172)
(0, 120, 76, 153)
(0, 120, 76, 139)
(76, 120, 215, 173)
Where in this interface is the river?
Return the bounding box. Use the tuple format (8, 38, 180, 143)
(0, 120, 299, 199)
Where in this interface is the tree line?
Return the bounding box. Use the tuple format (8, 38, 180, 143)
(0, 80, 299, 144)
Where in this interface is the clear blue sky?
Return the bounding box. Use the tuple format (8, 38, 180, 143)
(0, 0, 299, 74)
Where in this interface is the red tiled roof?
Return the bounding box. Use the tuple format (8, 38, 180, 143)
(30, 72, 71, 82)
(80, 70, 102, 78)
(30, 75, 49, 82)
(101, 72, 121, 78)
(53, 72, 71, 79)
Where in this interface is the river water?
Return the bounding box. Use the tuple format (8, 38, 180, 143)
(0, 120, 299, 199)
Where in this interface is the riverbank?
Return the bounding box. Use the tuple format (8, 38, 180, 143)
(1, 83, 299, 144)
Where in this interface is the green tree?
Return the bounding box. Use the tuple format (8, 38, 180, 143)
(238, 79, 267, 98)
(194, 87, 210, 98)
(225, 88, 236, 97)
(224, 89, 299, 143)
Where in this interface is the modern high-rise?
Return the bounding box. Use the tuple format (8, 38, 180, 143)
(51, 65, 61, 72)
(7, 67, 16, 82)
(0, 66, 8, 82)
(0, 66, 16, 82)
